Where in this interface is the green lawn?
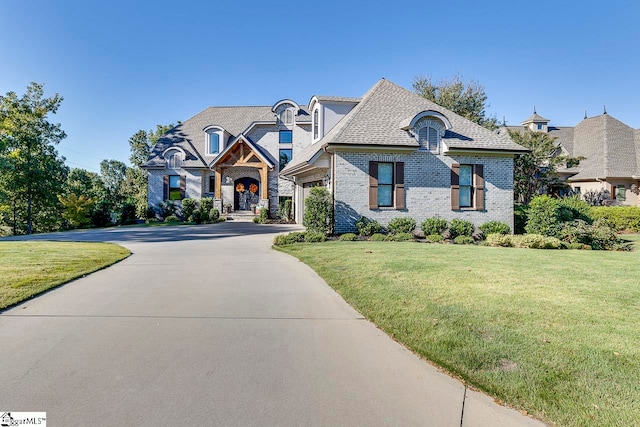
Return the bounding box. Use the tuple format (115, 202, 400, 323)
(277, 240, 640, 427)
(0, 241, 130, 310)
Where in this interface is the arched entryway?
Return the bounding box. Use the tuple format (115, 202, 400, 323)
(234, 177, 260, 211)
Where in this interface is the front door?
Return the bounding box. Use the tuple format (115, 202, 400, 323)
(234, 177, 260, 211)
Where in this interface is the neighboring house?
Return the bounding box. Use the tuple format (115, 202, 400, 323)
(509, 110, 640, 206)
(144, 78, 528, 231)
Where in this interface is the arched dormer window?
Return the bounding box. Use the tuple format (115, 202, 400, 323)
(281, 108, 294, 126)
(163, 148, 185, 169)
(313, 108, 319, 140)
(207, 131, 220, 155)
(203, 126, 224, 155)
(401, 111, 452, 154)
(418, 126, 439, 152)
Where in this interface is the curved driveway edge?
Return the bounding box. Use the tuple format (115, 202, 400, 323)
(0, 223, 545, 426)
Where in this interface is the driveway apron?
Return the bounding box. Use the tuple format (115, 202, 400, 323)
(0, 223, 544, 426)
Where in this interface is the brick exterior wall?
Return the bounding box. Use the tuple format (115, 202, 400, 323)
(333, 150, 515, 233)
(147, 167, 202, 208)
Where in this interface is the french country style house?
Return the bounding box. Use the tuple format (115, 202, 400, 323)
(143, 79, 528, 232)
(508, 110, 640, 206)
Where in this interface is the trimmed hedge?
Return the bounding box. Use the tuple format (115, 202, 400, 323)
(591, 206, 640, 232)
(479, 220, 510, 235)
(449, 219, 474, 239)
(355, 217, 383, 236)
(339, 233, 358, 241)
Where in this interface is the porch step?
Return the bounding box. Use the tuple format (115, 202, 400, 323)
(224, 212, 259, 222)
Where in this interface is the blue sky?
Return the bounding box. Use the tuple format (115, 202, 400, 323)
(1, 0, 638, 172)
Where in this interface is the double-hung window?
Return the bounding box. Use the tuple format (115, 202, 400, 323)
(207, 132, 219, 154)
(451, 163, 484, 210)
(459, 165, 473, 208)
(377, 163, 394, 207)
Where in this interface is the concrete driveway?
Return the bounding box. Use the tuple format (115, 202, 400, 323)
(0, 223, 545, 426)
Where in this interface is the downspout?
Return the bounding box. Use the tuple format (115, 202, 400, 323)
(328, 146, 336, 234)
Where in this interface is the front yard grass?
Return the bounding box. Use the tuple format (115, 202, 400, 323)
(277, 240, 640, 427)
(0, 242, 130, 310)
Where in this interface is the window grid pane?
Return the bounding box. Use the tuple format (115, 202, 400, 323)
(169, 175, 180, 188)
(279, 149, 292, 170)
(378, 185, 393, 207)
(459, 165, 472, 186)
(279, 130, 292, 143)
(459, 187, 471, 207)
(378, 163, 393, 185)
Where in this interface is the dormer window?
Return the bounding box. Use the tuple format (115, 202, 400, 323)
(281, 109, 294, 126)
(418, 126, 439, 152)
(313, 109, 319, 139)
(414, 118, 444, 153)
(401, 110, 452, 154)
(207, 131, 220, 155)
(164, 149, 184, 169)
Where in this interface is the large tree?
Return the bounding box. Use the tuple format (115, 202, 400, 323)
(0, 83, 68, 234)
(99, 159, 129, 210)
(509, 129, 581, 204)
(413, 74, 499, 130)
(126, 124, 175, 216)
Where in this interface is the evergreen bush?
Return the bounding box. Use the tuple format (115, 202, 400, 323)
(479, 220, 510, 236)
(355, 216, 383, 236)
(303, 187, 332, 233)
(387, 217, 416, 234)
(449, 219, 474, 238)
(421, 217, 448, 236)
(339, 233, 358, 241)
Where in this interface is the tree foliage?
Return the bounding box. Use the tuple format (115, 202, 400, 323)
(0, 82, 68, 234)
(413, 74, 499, 130)
(99, 159, 128, 210)
(509, 129, 582, 204)
(127, 124, 175, 216)
(58, 193, 93, 228)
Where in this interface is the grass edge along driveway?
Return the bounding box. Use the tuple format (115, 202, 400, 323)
(277, 240, 640, 427)
(0, 241, 131, 310)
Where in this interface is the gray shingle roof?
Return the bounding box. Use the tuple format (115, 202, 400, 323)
(314, 96, 361, 103)
(144, 105, 310, 168)
(282, 79, 526, 175)
(521, 112, 550, 124)
(568, 114, 638, 180)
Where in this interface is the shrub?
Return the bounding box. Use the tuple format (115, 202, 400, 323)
(355, 216, 383, 236)
(339, 233, 358, 241)
(200, 198, 213, 217)
(385, 232, 414, 242)
(449, 219, 474, 239)
(514, 204, 529, 234)
(209, 208, 220, 223)
(591, 206, 640, 232)
(426, 234, 444, 243)
(526, 195, 594, 238)
(0, 225, 13, 237)
(256, 206, 269, 224)
(119, 202, 137, 225)
(453, 235, 474, 245)
(387, 217, 416, 234)
(561, 219, 623, 251)
(91, 200, 112, 227)
(479, 220, 510, 236)
(190, 209, 202, 224)
(305, 232, 327, 243)
(303, 187, 332, 233)
(584, 189, 612, 206)
(159, 200, 178, 219)
(199, 209, 210, 224)
(486, 233, 513, 247)
(182, 198, 197, 221)
(273, 231, 306, 245)
(568, 242, 585, 250)
(516, 234, 563, 249)
(144, 206, 157, 221)
(165, 215, 180, 223)
(369, 233, 387, 241)
(421, 217, 448, 236)
(278, 199, 293, 221)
